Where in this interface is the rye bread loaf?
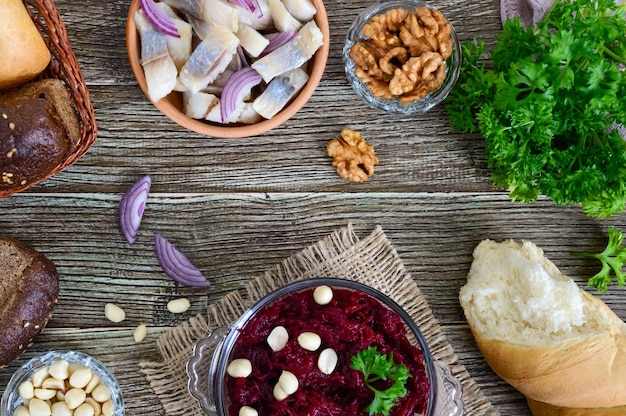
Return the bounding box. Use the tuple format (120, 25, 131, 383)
(0, 78, 81, 191)
(459, 239, 626, 409)
(0, 235, 59, 367)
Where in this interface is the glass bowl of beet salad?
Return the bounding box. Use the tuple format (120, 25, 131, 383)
(186, 278, 463, 416)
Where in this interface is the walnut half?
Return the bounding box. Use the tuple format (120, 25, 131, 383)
(327, 129, 379, 182)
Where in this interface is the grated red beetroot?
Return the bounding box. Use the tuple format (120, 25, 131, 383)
(226, 286, 430, 416)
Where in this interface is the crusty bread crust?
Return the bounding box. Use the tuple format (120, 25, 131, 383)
(460, 239, 626, 408)
(0, 0, 51, 90)
(527, 398, 626, 416)
(0, 236, 59, 366)
(0, 78, 81, 191)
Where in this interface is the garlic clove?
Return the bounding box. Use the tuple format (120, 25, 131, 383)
(277, 370, 298, 395)
(297, 331, 321, 351)
(227, 358, 253, 378)
(317, 348, 338, 375)
(313, 285, 333, 305)
(267, 325, 289, 352)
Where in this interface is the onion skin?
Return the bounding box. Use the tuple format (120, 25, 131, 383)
(139, 0, 181, 38)
(155, 233, 211, 287)
(119, 175, 152, 244)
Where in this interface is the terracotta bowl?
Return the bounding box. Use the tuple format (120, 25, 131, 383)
(126, 0, 330, 138)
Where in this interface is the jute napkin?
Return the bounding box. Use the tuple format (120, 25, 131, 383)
(139, 224, 499, 415)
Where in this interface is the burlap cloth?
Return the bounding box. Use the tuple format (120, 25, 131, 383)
(139, 224, 499, 415)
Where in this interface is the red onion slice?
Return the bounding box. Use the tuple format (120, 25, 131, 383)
(230, 0, 263, 18)
(140, 0, 181, 38)
(155, 233, 211, 287)
(261, 31, 297, 56)
(119, 175, 152, 244)
(220, 66, 263, 122)
(237, 45, 249, 67)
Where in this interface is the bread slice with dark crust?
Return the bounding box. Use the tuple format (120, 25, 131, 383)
(0, 78, 81, 191)
(0, 235, 59, 367)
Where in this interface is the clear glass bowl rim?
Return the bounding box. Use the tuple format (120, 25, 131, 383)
(197, 277, 439, 415)
(343, 0, 462, 114)
(0, 350, 125, 416)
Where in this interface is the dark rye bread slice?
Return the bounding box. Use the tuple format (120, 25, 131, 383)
(0, 78, 81, 191)
(0, 235, 59, 367)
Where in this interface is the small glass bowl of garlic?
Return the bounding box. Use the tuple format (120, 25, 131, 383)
(1, 350, 124, 416)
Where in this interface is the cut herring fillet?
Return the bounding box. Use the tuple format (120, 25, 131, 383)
(236, 25, 270, 58)
(179, 24, 240, 93)
(282, 0, 317, 21)
(134, 10, 178, 102)
(206, 102, 262, 124)
(162, 0, 240, 32)
(183, 91, 219, 119)
(237, 0, 274, 30)
(251, 20, 323, 83)
(253, 67, 309, 119)
(268, 0, 302, 33)
(155, 2, 193, 70)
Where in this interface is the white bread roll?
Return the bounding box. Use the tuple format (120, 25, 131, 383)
(527, 398, 626, 416)
(0, 0, 51, 90)
(459, 239, 626, 409)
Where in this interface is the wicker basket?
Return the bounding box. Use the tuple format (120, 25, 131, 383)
(0, 0, 98, 198)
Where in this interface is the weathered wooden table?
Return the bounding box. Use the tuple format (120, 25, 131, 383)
(1, 0, 624, 414)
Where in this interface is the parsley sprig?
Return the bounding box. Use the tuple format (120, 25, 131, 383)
(573, 227, 626, 292)
(445, 0, 626, 218)
(350, 346, 411, 416)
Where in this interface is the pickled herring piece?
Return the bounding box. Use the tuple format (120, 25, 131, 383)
(236, 25, 270, 58)
(251, 20, 323, 83)
(156, 2, 193, 70)
(237, 0, 274, 31)
(253, 67, 308, 119)
(179, 24, 239, 93)
(206, 102, 261, 124)
(268, 0, 302, 33)
(135, 10, 178, 101)
(183, 91, 219, 119)
(282, 0, 316, 22)
(162, 0, 240, 32)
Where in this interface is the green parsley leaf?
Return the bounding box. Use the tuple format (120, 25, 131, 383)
(444, 0, 626, 218)
(350, 346, 411, 416)
(573, 227, 626, 292)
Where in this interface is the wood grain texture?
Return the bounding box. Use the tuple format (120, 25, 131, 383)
(1, 0, 625, 415)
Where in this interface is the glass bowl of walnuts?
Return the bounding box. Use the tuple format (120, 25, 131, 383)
(343, 0, 461, 114)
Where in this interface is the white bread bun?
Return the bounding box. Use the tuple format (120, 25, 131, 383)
(0, 0, 51, 90)
(527, 398, 626, 416)
(459, 239, 626, 408)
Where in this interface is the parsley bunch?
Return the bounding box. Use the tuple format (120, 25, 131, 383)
(350, 346, 411, 416)
(445, 0, 626, 218)
(573, 227, 626, 292)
